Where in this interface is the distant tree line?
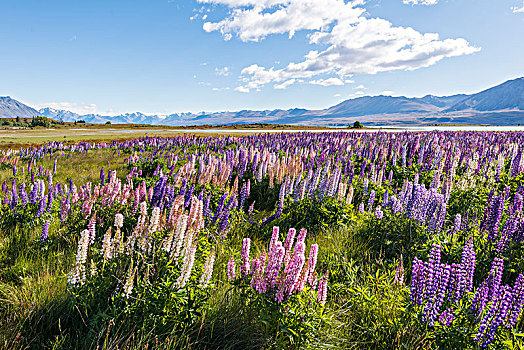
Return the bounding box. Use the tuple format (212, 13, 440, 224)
(0, 116, 65, 128)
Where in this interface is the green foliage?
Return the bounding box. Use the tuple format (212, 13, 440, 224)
(270, 197, 355, 237)
(230, 277, 328, 348)
(447, 187, 489, 219)
(356, 211, 432, 265)
(249, 177, 280, 212)
(339, 269, 432, 349)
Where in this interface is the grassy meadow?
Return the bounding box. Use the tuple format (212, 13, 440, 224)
(0, 130, 523, 349)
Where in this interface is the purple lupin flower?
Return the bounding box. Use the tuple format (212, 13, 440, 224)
(367, 190, 375, 211)
(475, 285, 513, 348)
(453, 214, 462, 233)
(218, 210, 230, 234)
(438, 307, 454, 327)
(506, 274, 524, 328)
(41, 220, 50, 242)
(36, 196, 47, 218)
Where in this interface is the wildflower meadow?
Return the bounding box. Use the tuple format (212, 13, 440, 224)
(1, 131, 524, 349)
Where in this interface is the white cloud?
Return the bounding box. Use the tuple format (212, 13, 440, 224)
(403, 0, 439, 5)
(274, 79, 296, 89)
(309, 77, 345, 86)
(380, 90, 394, 95)
(512, 2, 524, 13)
(354, 84, 367, 89)
(215, 66, 230, 76)
(201, 0, 364, 42)
(198, 0, 479, 92)
(234, 86, 250, 93)
(37, 102, 100, 115)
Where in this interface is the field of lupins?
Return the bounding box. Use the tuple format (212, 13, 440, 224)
(1, 131, 524, 349)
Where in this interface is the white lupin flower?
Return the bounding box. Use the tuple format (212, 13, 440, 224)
(176, 242, 198, 288)
(148, 207, 161, 234)
(199, 247, 216, 288)
(114, 213, 124, 228)
(101, 228, 113, 261)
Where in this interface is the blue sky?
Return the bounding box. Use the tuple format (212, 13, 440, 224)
(0, 0, 523, 115)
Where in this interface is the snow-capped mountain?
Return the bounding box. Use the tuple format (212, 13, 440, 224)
(2, 77, 524, 126)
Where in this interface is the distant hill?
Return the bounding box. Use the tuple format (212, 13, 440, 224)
(0, 96, 39, 117)
(413, 94, 469, 108)
(445, 77, 524, 112)
(321, 95, 441, 116)
(3, 76, 524, 126)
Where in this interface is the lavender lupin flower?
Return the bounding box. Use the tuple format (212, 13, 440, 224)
(41, 220, 50, 242)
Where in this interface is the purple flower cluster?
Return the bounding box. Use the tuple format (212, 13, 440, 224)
(412, 242, 524, 348)
(473, 264, 524, 348)
(411, 242, 475, 325)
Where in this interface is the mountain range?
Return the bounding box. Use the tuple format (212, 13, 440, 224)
(0, 96, 40, 118)
(1, 77, 524, 126)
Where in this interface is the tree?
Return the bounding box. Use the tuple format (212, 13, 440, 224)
(105, 121, 112, 125)
(353, 121, 363, 129)
(31, 116, 52, 127)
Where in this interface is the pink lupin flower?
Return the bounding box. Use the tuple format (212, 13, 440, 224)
(317, 273, 328, 305)
(227, 256, 236, 280)
(254, 254, 267, 293)
(276, 248, 305, 303)
(296, 228, 307, 244)
(307, 244, 319, 284)
(269, 226, 280, 253)
(283, 228, 297, 266)
(294, 265, 309, 293)
(394, 256, 404, 286)
(292, 240, 306, 260)
(250, 257, 261, 289)
(241, 238, 251, 278)
(83, 209, 94, 239)
(265, 242, 285, 290)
